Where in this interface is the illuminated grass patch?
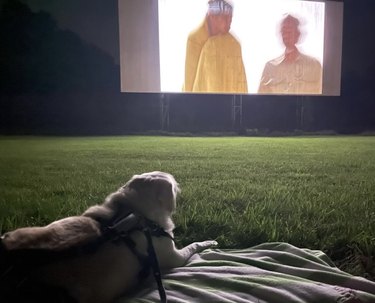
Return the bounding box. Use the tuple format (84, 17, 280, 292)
(0, 136, 374, 278)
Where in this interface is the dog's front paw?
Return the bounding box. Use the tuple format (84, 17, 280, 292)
(176, 240, 219, 265)
(196, 240, 218, 252)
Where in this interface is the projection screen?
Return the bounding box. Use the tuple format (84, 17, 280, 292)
(119, 0, 343, 96)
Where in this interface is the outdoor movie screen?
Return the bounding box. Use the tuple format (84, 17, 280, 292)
(119, 0, 343, 96)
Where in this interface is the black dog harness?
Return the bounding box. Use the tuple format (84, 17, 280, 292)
(0, 214, 172, 303)
(104, 213, 173, 303)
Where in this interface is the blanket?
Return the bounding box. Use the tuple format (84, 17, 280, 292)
(119, 242, 375, 303)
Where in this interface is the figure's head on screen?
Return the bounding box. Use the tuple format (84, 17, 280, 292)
(280, 14, 301, 48)
(207, 0, 233, 35)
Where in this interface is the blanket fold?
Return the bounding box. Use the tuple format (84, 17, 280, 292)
(119, 242, 375, 303)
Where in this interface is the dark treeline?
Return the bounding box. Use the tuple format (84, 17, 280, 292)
(0, 0, 374, 135)
(0, 0, 119, 93)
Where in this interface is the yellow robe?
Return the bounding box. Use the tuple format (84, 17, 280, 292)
(183, 20, 248, 93)
(183, 20, 210, 92)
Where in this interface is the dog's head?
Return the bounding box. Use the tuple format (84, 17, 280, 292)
(83, 171, 180, 232)
(123, 171, 180, 217)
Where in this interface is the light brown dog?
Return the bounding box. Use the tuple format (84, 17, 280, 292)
(1, 171, 217, 303)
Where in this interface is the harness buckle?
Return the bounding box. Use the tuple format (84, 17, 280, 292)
(107, 213, 141, 234)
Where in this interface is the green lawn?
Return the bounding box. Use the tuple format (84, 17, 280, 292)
(0, 136, 374, 278)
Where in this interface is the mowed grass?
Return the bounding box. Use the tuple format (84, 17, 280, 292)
(0, 136, 374, 278)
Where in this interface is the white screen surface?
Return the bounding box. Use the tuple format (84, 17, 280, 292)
(119, 0, 343, 96)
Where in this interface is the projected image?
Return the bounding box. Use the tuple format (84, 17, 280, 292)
(182, 0, 248, 93)
(258, 14, 323, 94)
(119, 0, 343, 95)
(158, 0, 325, 94)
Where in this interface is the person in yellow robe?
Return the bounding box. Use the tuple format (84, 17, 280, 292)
(183, 0, 248, 93)
(258, 14, 322, 95)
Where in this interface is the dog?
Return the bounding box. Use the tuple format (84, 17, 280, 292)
(0, 171, 217, 303)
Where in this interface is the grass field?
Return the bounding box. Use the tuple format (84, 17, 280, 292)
(0, 135, 374, 279)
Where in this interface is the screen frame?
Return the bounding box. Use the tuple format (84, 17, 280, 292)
(119, 0, 343, 96)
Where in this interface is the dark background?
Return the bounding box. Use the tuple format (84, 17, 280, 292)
(0, 0, 374, 135)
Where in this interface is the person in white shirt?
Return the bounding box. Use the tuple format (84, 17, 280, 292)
(258, 14, 322, 95)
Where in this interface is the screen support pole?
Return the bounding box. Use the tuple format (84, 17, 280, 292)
(231, 94, 243, 129)
(296, 96, 305, 130)
(160, 93, 170, 131)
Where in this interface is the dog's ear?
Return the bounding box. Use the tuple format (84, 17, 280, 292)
(151, 177, 177, 213)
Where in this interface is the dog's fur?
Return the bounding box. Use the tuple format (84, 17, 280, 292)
(1, 171, 217, 303)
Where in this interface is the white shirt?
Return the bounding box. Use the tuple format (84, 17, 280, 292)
(258, 52, 322, 95)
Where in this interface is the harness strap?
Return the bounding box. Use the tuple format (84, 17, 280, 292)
(102, 214, 171, 302)
(120, 235, 151, 281)
(144, 228, 167, 303)
(108, 216, 170, 303)
(143, 219, 174, 241)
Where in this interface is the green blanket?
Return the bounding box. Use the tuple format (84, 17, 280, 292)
(120, 242, 375, 303)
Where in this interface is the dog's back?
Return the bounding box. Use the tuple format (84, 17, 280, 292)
(1, 171, 216, 303)
(0, 172, 179, 302)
